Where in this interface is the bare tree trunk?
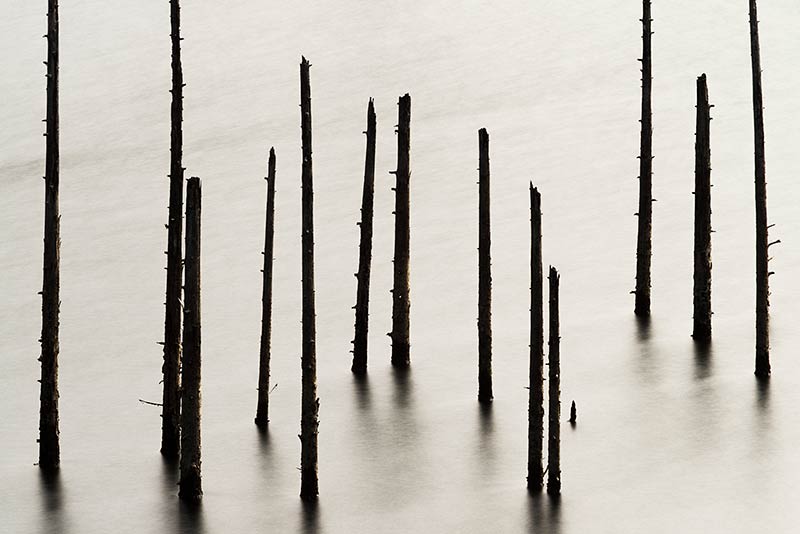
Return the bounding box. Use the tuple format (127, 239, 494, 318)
(161, 0, 185, 459)
(692, 74, 712, 342)
(299, 57, 319, 501)
(634, 0, 653, 317)
(352, 99, 377, 375)
(527, 185, 544, 492)
(39, 0, 60, 472)
(255, 148, 276, 427)
(546, 266, 561, 496)
(477, 128, 493, 403)
(749, 0, 771, 378)
(179, 177, 202, 502)
(390, 94, 412, 368)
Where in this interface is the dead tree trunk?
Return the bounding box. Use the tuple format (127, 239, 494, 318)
(546, 266, 561, 496)
(351, 99, 377, 375)
(634, 0, 653, 317)
(39, 0, 61, 472)
(527, 184, 544, 492)
(161, 0, 185, 459)
(255, 148, 276, 427)
(692, 74, 712, 342)
(749, 0, 771, 378)
(299, 57, 319, 501)
(179, 177, 202, 502)
(390, 94, 412, 368)
(477, 128, 493, 403)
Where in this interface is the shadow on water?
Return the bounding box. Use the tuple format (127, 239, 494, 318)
(299, 500, 321, 534)
(476, 402, 496, 476)
(256, 424, 276, 471)
(38, 469, 67, 534)
(352, 373, 372, 414)
(177, 500, 207, 534)
(634, 315, 652, 343)
(691, 339, 713, 380)
(525, 493, 562, 534)
(391, 366, 413, 410)
(755, 377, 771, 414)
(160, 456, 179, 495)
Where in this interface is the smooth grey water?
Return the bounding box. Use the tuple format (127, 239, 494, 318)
(2, 1, 800, 532)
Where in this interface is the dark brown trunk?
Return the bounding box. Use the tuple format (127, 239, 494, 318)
(527, 185, 544, 492)
(749, 0, 770, 378)
(161, 0, 185, 459)
(179, 177, 202, 502)
(546, 267, 561, 496)
(39, 0, 60, 472)
(351, 99, 377, 375)
(477, 128, 493, 403)
(255, 148, 276, 427)
(390, 94, 412, 367)
(299, 57, 319, 501)
(634, 0, 653, 317)
(569, 401, 577, 424)
(692, 74, 712, 342)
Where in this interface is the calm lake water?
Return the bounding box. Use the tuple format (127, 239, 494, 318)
(2, 1, 800, 532)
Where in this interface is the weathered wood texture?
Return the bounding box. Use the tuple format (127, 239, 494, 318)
(39, 0, 61, 472)
(179, 177, 202, 502)
(255, 148, 276, 427)
(527, 185, 544, 492)
(351, 99, 377, 375)
(161, 0, 185, 459)
(634, 0, 653, 317)
(390, 94, 412, 367)
(299, 57, 320, 501)
(546, 267, 561, 496)
(749, 0, 771, 378)
(477, 128, 493, 403)
(692, 74, 712, 342)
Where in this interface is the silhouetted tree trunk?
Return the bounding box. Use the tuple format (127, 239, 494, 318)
(692, 74, 712, 342)
(477, 128, 493, 403)
(255, 148, 276, 427)
(546, 266, 561, 496)
(352, 99, 377, 375)
(527, 185, 544, 492)
(39, 0, 60, 472)
(161, 0, 185, 459)
(749, 0, 771, 378)
(569, 401, 577, 424)
(179, 177, 202, 502)
(634, 0, 653, 317)
(299, 57, 319, 501)
(390, 94, 412, 368)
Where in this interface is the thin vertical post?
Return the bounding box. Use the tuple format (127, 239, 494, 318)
(255, 148, 276, 427)
(692, 74, 712, 342)
(634, 0, 653, 317)
(546, 267, 561, 496)
(477, 128, 493, 403)
(299, 57, 319, 501)
(179, 177, 202, 502)
(749, 0, 771, 378)
(352, 99, 377, 375)
(390, 94, 412, 367)
(39, 0, 61, 472)
(527, 185, 544, 492)
(161, 0, 185, 458)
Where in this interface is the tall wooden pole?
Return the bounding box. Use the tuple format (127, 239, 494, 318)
(255, 148, 276, 427)
(299, 57, 319, 501)
(351, 99, 377, 375)
(634, 0, 653, 317)
(390, 94, 412, 368)
(749, 0, 771, 378)
(39, 0, 61, 472)
(477, 128, 493, 403)
(692, 74, 712, 342)
(179, 177, 202, 502)
(161, 0, 185, 459)
(546, 266, 561, 496)
(527, 185, 544, 492)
